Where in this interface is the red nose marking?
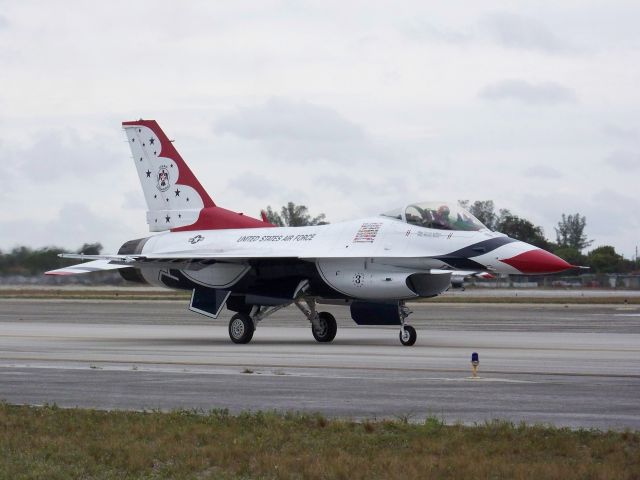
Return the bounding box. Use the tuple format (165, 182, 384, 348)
(500, 249, 574, 274)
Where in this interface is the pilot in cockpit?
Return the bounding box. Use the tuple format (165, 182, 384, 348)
(386, 202, 487, 232)
(417, 206, 433, 227)
(432, 205, 452, 230)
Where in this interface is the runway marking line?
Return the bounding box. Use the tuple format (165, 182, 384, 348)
(1, 333, 639, 354)
(0, 363, 539, 384)
(0, 357, 638, 379)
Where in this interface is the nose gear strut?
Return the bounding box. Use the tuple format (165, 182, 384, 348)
(398, 301, 417, 346)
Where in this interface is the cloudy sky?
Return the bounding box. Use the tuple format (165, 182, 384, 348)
(1, 1, 638, 257)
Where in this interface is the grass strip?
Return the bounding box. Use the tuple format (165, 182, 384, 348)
(1, 403, 638, 479)
(0, 289, 191, 301)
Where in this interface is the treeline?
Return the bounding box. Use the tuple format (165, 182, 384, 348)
(0, 243, 102, 276)
(263, 202, 327, 227)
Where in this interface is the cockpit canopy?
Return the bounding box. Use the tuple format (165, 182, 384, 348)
(381, 202, 488, 231)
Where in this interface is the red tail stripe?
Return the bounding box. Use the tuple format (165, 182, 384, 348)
(171, 207, 274, 232)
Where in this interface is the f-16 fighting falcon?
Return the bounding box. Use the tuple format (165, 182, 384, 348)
(46, 120, 575, 346)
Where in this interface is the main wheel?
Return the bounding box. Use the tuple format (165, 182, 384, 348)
(399, 325, 417, 346)
(229, 313, 254, 344)
(312, 311, 337, 343)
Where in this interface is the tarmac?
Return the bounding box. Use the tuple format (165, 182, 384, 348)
(0, 297, 639, 429)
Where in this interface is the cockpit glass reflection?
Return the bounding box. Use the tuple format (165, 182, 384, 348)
(381, 203, 488, 231)
(404, 202, 486, 231)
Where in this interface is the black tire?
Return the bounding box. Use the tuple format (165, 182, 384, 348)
(228, 313, 254, 344)
(312, 312, 337, 343)
(399, 325, 417, 346)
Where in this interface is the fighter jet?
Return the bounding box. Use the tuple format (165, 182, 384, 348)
(46, 120, 575, 346)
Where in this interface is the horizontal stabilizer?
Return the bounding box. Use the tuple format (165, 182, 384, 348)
(45, 259, 128, 276)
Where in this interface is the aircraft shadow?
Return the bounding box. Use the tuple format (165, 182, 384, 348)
(94, 337, 401, 347)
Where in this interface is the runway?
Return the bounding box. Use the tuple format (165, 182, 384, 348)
(1, 299, 639, 429)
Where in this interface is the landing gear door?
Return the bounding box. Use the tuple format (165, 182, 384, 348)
(189, 288, 231, 318)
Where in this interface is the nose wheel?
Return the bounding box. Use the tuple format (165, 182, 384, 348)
(397, 301, 416, 346)
(399, 325, 417, 346)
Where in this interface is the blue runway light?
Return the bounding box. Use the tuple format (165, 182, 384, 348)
(471, 352, 479, 378)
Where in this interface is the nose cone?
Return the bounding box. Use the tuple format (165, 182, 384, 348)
(500, 248, 574, 274)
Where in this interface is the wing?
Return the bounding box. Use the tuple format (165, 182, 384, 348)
(45, 259, 130, 276)
(50, 256, 498, 277)
(46, 252, 292, 275)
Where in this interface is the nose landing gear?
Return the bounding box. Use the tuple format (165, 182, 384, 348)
(399, 325, 417, 346)
(398, 301, 416, 346)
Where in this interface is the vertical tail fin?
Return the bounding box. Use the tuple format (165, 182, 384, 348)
(123, 119, 272, 232)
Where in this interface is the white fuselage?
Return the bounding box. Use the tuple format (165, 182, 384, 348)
(135, 216, 534, 300)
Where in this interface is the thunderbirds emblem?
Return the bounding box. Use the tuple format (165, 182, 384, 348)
(157, 166, 170, 192)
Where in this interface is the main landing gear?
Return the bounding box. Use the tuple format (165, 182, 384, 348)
(228, 313, 254, 344)
(294, 298, 337, 343)
(226, 297, 337, 344)
(227, 298, 416, 346)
